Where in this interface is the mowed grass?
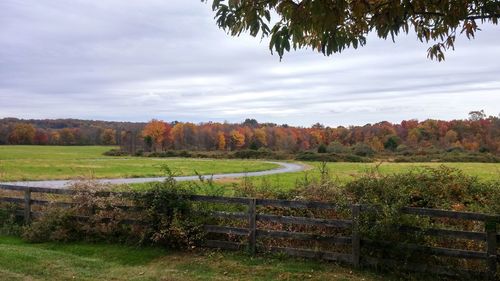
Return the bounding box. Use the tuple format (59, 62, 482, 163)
(234, 162, 500, 191)
(0, 236, 397, 281)
(0, 146, 279, 181)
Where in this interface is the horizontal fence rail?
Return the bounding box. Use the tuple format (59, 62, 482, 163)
(0, 184, 498, 280)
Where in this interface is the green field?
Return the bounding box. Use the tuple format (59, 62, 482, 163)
(0, 146, 278, 181)
(0, 236, 399, 281)
(244, 161, 500, 190)
(0, 146, 498, 185)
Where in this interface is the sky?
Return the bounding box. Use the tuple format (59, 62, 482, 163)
(1, 0, 499, 127)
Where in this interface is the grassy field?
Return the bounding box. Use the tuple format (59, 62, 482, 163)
(0, 146, 498, 185)
(240, 161, 500, 190)
(0, 236, 400, 281)
(0, 146, 278, 181)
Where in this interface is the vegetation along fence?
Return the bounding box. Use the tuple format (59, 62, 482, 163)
(0, 184, 498, 280)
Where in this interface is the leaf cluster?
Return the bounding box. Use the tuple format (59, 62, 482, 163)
(206, 0, 500, 60)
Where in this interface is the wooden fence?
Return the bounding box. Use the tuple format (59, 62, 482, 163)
(0, 184, 498, 280)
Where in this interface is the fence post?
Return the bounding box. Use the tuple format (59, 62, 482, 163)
(351, 204, 361, 267)
(485, 218, 497, 280)
(248, 198, 257, 255)
(24, 188, 31, 224)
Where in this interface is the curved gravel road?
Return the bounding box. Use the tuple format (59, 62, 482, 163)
(0, 161, 307, 189)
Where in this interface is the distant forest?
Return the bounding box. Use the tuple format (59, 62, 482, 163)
(1, 111, 499, 157)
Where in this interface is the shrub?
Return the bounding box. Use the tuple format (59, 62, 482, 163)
(326, 141, 348, 154)
(232, 148, 290, 160)
(22, 207, 79, 242)
(342, 166, 500, 242)
(0, 203, 22, 236)
(295, 151, 371, 162)
(317, 144, 327, 153)
(103, 149, 129, 156)
(352, 143, 375, 157)
(131, 166, 207, 249)
(70, 181, 132, 242)
(383, 135, 401, 151)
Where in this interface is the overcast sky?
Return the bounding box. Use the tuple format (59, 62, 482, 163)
(1, 0, 499, 127)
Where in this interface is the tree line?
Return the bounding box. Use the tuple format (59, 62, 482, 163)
(0, 118, 144, 146)
(1, 111, 499, 155)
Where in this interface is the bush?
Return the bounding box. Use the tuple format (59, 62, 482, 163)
(345, 166, 499, 212)
(352, 143, 375, 157)
(22, 181, 133, 243)
(317, 144, 327, 153)
(0, 203, 22, 236)
(383, 135, 401, 151)
(232, 148, 290, 160)
(131, 167, 207, 249)
(326, 141, 348, 154)
(295, 151, 371, 162)
(103, 149, 129, 156)
(22, 207, 79, 242)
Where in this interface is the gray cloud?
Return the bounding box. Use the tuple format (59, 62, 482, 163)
(0, 0, 499, 126)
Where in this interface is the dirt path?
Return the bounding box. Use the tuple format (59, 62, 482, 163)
(0, 161, 307, 189)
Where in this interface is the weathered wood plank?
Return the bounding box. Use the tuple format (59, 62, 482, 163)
(29, 199, 74, 208)
(267, 246, 352, 263)
(27, 199, 141, 211)
(248, 198, 257, 255)
(203, 240, 243, 250)
(257, 214, 352, 228)
(401, 207, 499, 222)
(485, 220, 497, 280)
(256, 229, 352, 244)
(398, 225, 487, 241)
(351, 204, 361, 267)
(18, 210, 145, 225)
(204, 225, 248, 236)
(256, 198, 341, 210)
(0, 197, 24, 204)
(24, 189, 31, 224)
(0, 184, 33, 192)
(210, 211, 247, 220)
(30, 186, 74, 194)
(0, 184, 88, 195)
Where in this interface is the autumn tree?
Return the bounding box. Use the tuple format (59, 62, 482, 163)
(142, 119, 167, 152)
(101, 129, 116, 145)
(1, 113, 498, 154)
(207, 0, 499, 60)
(468, 110, 486, 121)
(253, 127, 267, 148)
(171, 123, 184, 150)
(384, 135, 401, 151)
(182, 123, 199, 149)
(444, 129, 458, 146)
(59, 128, 75, 145)
(49, 131, 60, 145)
(8, 123, 35, 144)
(162, 123, 173, 149)
(369, 136, 384, 152)
(217, 131, 226, 150)
(230, 130, 246, 150)
(34, 130, 49, 145)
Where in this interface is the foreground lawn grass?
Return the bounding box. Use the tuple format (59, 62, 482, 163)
(0, 236, 397, 281)
(0, 146, 278, 181)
